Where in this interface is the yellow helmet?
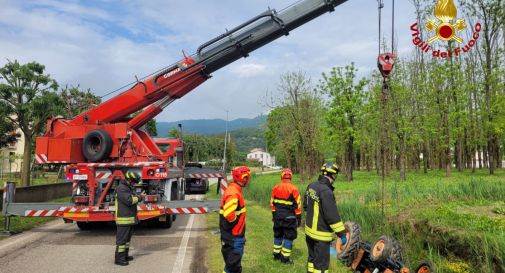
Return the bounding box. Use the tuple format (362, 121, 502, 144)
(125, 170, 141, 183)
(321, 162, 339, 176)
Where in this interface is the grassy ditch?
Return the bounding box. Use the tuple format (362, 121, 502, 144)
(0, 196, 70, 240)
(206, 170, 505, 272)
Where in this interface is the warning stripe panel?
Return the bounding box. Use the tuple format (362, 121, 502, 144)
(24, 210, 60, 217)
(187, 173, 223, 178)
(166, 207, 208, 214)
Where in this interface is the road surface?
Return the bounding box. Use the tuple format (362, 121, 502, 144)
(0, 194, 214, 273)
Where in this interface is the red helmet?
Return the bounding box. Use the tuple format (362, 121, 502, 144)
(232, 166, 251, 186)
(281, 168, 292, 180)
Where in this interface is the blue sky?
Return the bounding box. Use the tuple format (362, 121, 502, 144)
(0, 0, 420, 122)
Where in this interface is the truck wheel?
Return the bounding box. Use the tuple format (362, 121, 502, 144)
(82, 129, 113, 162)
(370, 235, 396, 262)
(76, 221, 92, 230)
(336, 221, 361, 266)
(415, 261, 433, 273)
(157, 216, 173, 229)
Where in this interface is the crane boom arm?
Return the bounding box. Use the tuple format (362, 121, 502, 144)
(70, 0, 348, 127)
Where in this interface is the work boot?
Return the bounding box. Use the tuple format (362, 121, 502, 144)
(280, 255, 293, 264)
(125, 249, 134, 261)
(273, 253, 282, 261)
(114, 252, 129, 266)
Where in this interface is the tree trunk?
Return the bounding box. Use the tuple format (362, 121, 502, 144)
(456, 136, 463, 172)
(484, 146, 489, 169)
(399, 135, 406, 181)
(423, 137, 428, 173)
(478, 146, 483, 169)
(21, 134, 32, 187)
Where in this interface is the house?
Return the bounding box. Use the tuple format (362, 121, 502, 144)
(246, 148, 275, 167)
(0, 128, 24, 176)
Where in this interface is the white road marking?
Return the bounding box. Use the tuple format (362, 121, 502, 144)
(171, 214, 194, 273)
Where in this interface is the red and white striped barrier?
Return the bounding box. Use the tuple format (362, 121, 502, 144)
(187, 173, 222, 178)
(34, 153, 67, 164)
(24, 206, 92, 217)
(166, 207, 208, 214)
(96, 171, 112, 179)
(220, 178, 228, 195)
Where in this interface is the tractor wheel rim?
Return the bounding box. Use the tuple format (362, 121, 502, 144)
(372, 240, 385, 257)
(417, 266, 430, 273)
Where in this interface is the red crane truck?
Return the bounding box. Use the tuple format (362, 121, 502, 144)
(2, 0, 349, 231)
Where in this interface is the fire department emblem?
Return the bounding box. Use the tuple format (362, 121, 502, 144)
(425, 0, 466, 43)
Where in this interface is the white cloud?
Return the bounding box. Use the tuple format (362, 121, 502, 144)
(231, 63, 268, 78)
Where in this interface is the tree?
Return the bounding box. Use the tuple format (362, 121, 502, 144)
(0, 116, 19, 148)
(318, 64, 368, 181)
(145, 119, 157, 136)
(461, 0, 505, 173)
(265, 71, 324, 183)
(0, 60, 60, 186)
(60, 85, 101, 118)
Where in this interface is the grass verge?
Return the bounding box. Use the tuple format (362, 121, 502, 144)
(206, 170, 505, 272)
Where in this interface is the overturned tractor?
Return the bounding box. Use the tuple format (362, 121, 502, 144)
(335, 222, 433, 273)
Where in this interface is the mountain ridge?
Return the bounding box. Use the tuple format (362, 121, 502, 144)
(156, 115, 266, 136)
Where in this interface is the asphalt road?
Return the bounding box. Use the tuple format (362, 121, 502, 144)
(0, 194, 213, 273)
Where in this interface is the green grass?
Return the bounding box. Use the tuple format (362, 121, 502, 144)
(0, 196, 70, 240)
(206, 169, 505, 272)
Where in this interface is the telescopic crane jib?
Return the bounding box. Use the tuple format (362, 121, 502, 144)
(35, 0, 349, 165)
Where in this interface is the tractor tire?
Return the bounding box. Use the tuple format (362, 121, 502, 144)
(336, 221, 361, 266)
(390, 237, 403, 262)
(415, 260, 434, 273)
(76, 221, 93, 230)
(82, 129, 113, 162)
(370, 235, 396, 262)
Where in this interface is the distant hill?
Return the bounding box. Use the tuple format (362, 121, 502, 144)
(156, 115, 266, 136)
(229, 127, 265, 154)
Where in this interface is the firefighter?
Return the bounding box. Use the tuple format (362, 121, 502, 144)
(303, 162, 347, 273)
(270, 168, 301, 264)
(114, 170, 145, 266)
(220, 166, 251, 273)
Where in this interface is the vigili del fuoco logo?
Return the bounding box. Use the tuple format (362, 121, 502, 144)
(410, 0, 481, 58)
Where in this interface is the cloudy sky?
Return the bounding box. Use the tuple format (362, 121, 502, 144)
(0, 0, 419, 122)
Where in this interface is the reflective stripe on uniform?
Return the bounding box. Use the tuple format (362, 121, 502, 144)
(219, 207, 246, 216)
(223, 198, 238, 210)
(273, 244, 282, 253)
(116, 216, 135, 225)
(304, 225, 334, 242)
(272, 199, 294, 205)
(281, 247, 291, 257)
(330, 221, 345, 233)
(312, 202, 319, 232)
(308, 262, 314, 272)
(118, 244, 127, 253)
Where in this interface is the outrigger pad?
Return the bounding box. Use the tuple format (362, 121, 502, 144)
(377, 53, 395, 78)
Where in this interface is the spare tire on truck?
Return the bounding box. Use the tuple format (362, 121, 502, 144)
(336, 221, 361, 266)
(82, 129, 113, 162)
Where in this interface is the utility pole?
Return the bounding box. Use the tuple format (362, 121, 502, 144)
(222, 110, 229, 172)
